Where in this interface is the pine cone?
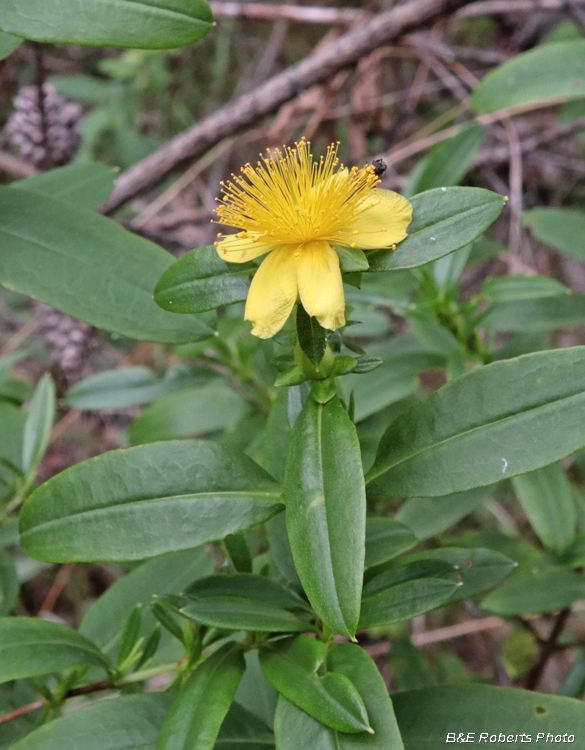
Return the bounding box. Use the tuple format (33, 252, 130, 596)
(35, 302, 99, 377)
(5, 84, 83, 168)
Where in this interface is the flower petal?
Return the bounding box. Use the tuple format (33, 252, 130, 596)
(297, 241, 345, 331)
(216, 232, 276, 263)
(245, 246, 298, 338)
(339, 188, 413, 249)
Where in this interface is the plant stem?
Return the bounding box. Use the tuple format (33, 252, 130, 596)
(524, 609, 571, 690)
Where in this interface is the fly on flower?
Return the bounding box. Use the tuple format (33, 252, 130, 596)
(214, 139, 413, 339)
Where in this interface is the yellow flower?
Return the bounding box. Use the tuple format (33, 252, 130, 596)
(214, 139, 412, 339)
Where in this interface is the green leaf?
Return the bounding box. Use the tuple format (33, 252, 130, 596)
(7, 693, 172, 750)
(524, 207, 585, 262)
(117, 604, 142, 666)
(432, 245, 472, 293)
(388, 638, 435, 691)
(394, 684, 585, 748)
(368, 188, 505, 272)
(22, 374, 55, 478)
(402, 547, 517, 603)
(0, 0, 213, 49)
(177, 573, 311, 632)
(0, 187, 215, 344)
(359, 560, 459, 628)
(128, 383, 249, 444)
(481, 569, 585, 615)
(404, 123, 485, 197)
(217, 702, 275, 750)
(284, 397, 365, 637)
(0, 617, 109, 684)
(260, 636, 372, 734)
(235, 651, 278, 729)
(343, 359, 420, 423)
(223, 531, 253, 573)
(157, 643, 246, 750)
(336, 246, 370, 273)
(471, 40, 585, 113)
(0, 549, 18, 616)
(482, 275, 568, 303)
(296, 305, 327, 366)
(66, 365, 208, 411)
(0, 377, 33, 406)
(12, 162, 118, 210)
(409, 315, 461, 357)
(396, 488, 489, 542)
(485, 294, 585, 332)
(513, 464, 577, 554)
(364, 517, 417, 568)
(0, 402, 25, 472)
(0, 30, 21, 60)
(367, 347, 585, 497)
(19, 440, 283, 562)
(274, 643, 404, 750)
(154, 245, 252, 314)
(81, 547, 213, 659)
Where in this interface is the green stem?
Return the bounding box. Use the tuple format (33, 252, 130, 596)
(116, 660, 184, 685)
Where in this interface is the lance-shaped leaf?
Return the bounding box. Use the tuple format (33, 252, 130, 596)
(0, 30, 21, 60)
(274, 643, 404, 750)
(7, 694, 173, 750)
(12, 162, 118, 210)
(0, 0, 213, 50)
(485, 294, 585, 332)
(154, 245, 253, 314)
(523, 207, 585, 262)
(0, 617, 109, 684)
(359, 560, 459, 628)
(364, 517, 417, 569)
(513, 463, 577, 555)
(176, 573, 312, 632)
(66, 365, 207, 411)
(481, 569, 585, 616)
(284, 397, 366, 637)
(394, 685, 585, 749)
(0, 187, 215, 344)
(0, 550, 18, 616)
(368, 187, 505, 272)
(81, 547, 213, 660)
(471, 40, 585, 114)
(157, 643, 246, 750)
(296, 305, 327, 366)
(260, 635, 372, 734)
(482, 275, 568, 303)
(396, 488, 490, 542)
(217, 702, 275, 749)
(394, 547, 517, 604)
(19, 440, 283, 562)
(22, 374, 55, 478)
(404, 123, 485, 197)
(0, 402, 25, 472)
(367, 347, 585, 497)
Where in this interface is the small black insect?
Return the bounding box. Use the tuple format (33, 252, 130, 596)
(371, 158, 387, 177)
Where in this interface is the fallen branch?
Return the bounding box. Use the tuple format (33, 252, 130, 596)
(209, 2, 361, 25)
(100, 0, 473, 214)
(457, 0, 585, 17)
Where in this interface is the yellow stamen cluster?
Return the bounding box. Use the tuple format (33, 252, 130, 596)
(214, 139, 380, 246)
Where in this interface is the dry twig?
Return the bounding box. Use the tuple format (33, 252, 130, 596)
(209, 2, 361, 25)
(457, 0, 585, 17)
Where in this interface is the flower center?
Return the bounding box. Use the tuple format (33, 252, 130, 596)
(214, 139, 380, 246)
